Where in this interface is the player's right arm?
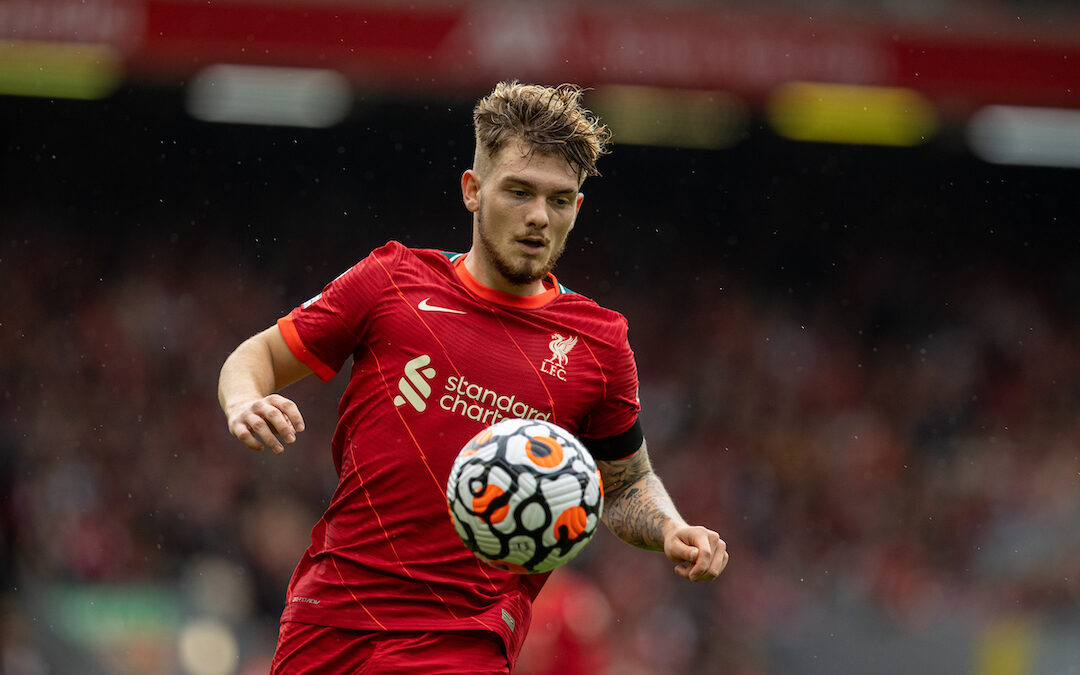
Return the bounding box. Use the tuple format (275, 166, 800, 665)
(218, 325, 312, 454)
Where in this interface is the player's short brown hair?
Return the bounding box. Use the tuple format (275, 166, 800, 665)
(472, 81, 611, 184)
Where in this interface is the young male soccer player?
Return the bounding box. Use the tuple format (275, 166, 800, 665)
(218, 81, 728, 673)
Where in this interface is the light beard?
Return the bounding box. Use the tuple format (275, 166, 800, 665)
(476, 201, 566, 287)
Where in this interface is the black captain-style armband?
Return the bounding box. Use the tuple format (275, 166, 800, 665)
(581, 419, 644, 462)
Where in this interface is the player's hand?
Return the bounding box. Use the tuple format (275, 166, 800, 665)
(664, 524, 728, 582)
(227, 394, 306, 454)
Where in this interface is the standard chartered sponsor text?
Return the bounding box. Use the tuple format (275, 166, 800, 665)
(440, 375, 551, 424)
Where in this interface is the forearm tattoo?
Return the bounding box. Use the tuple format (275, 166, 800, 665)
(598, 444, 682, 551)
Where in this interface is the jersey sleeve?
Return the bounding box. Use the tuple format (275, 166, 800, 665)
(277, 241, 406, 382)
(579, 317, 643, 460)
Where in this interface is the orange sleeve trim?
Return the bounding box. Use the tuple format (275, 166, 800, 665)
(277, 315, 338, 383)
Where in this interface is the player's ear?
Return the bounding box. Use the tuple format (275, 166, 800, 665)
(462, 170, 480, 213)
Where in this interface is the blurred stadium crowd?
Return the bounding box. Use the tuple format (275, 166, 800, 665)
(2, 91, 1079, 674)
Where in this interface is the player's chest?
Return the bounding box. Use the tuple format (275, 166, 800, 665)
(362, 286, 596, 427)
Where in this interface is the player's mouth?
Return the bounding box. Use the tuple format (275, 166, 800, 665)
(516, 236, 547, 255)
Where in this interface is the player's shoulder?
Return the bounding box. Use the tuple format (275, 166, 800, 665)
(553, 286, 620, 316)
(550, 277, 624, 317)
(410, 245, 462, 270)
(366, 241, 457, 275)
(549, 285, 631, 341)
(367, 239, 417, 263)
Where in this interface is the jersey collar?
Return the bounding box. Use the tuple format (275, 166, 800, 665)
(453, 254, 562, 309)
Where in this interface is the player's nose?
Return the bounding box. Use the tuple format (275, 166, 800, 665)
(525, 197, 549, 229)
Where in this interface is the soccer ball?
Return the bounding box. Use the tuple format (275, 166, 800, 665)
(446, 418, 604, 574)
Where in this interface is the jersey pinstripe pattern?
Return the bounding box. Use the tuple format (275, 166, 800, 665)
(274, 241, 639, 667)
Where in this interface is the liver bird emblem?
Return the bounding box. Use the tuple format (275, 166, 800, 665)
(547, 333, 578, 368)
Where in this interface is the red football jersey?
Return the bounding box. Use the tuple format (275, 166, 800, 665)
(275, 241, 640, 665)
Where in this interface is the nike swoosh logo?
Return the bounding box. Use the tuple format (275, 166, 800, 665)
(417, 298, 466, 314)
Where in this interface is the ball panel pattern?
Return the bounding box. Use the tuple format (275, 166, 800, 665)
(446, 419, 604, 574)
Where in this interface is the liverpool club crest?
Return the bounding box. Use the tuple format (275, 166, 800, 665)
(540, 333, 578, 381)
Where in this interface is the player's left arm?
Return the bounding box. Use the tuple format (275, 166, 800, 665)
(596, 438, 729, 582)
